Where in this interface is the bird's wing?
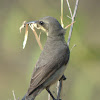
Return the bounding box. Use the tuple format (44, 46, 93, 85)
(27, 47, 69, 96)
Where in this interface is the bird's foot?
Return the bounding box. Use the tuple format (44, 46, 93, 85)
(59, 75, 67, 81)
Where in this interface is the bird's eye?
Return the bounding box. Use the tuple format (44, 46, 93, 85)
(39, 21, 44, 25)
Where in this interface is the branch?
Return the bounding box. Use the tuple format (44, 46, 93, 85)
(70, 44, 76, 51)
(48, 93, 51, 100)
(57, 80, 63, 100)
(66, 0, 73, 18)
(56, 0, 64, 99)
(60, 0, 64, 28)
(67, 0, 79, 46)
(65, 21, 76, 29)
(12, 90, 20, 100)
(56, 0, 79, 100)
(12, 90, 17, 100)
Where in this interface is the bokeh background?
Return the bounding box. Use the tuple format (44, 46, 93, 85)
(0, 0, 100, 100)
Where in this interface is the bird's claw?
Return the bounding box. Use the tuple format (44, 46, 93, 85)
(59, 75, 67, 81)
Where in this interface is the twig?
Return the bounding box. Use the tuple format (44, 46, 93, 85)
(56, 0, 64, 99)
(57, 80, 63, 100)
(67, 15, 72, 19)
(70, 44, 76, 51)
(56, 0, 79, 100)
(66, 0, 73, 18)
(56, 0, 64, 100)
(65, 21, 76, 29)
(57, 81, 60, 99)
(20, 21, 43, 50)
(29, 24, 43, 50)
(12, 90, 16, 100)
(19, 21, 26, 33)
(61, 0, 64, 28)
(23, 24, 28, 49)
(48, 93, 51, 100)
(39, 32, 41, 41)
(67, 0, 79, 46)
(33, 29, 43, 50)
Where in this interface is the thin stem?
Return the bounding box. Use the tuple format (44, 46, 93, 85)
(32, 29, 43, 50)
(61, 0, 64, 28)
(67, 0, 79, 46)
(57, 80, 63, 100)
(70, 44, 76, 51)
(65, 21, 76, 29)
(48, 93, 51, 100)
(29, 25, 43, 50)
(56, 1, 64, 99)
(57, 81, 60, 98)
(66, 0, 73, 18)
(12, 90, 16, 100)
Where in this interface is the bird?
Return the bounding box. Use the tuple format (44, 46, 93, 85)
(22, 16, 70, 100)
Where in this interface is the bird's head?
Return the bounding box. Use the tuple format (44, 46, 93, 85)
(26, 16, 64, 36)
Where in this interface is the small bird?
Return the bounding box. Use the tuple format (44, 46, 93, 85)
(22, 16, 70, 100)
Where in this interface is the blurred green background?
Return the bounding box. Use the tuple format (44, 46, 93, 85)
(0, 0, 100, 100)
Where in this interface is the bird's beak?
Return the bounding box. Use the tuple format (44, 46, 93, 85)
(25, 21, 37, 25)
(25, 21, 38, 29)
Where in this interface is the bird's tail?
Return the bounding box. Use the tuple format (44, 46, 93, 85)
(22, 87, 43, 100)
(22, 94, 35, 100)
